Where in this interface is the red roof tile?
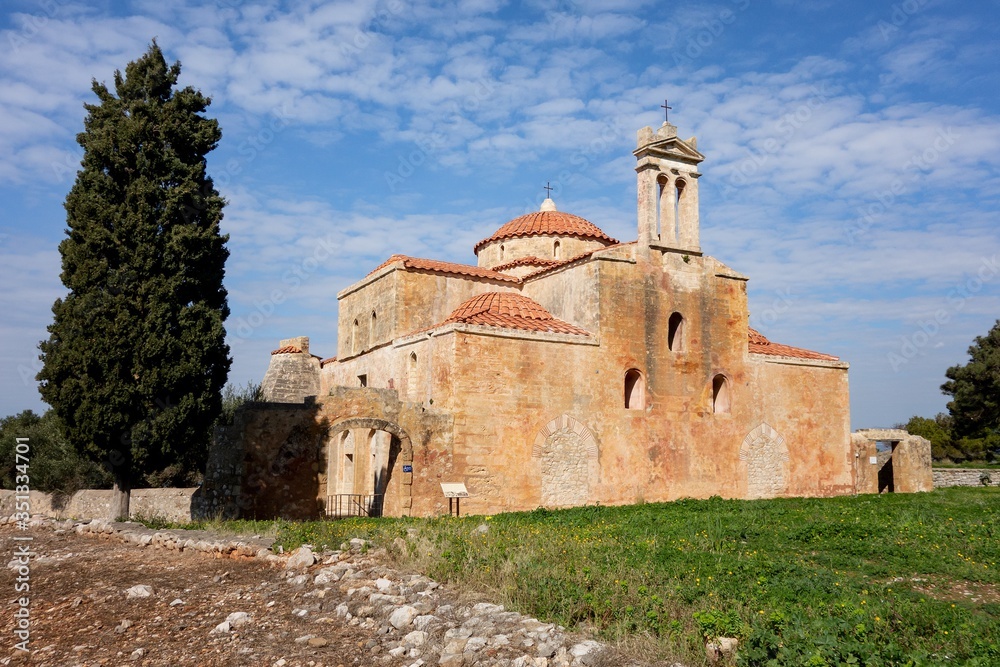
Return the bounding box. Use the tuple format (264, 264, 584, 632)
(367, 254, 521, 284)
(521, 245, 624, 280)
(271, 345, 325, 361)
(490, 256, 564, 272)
(320, 356, 337, 367)
(441, 292, 591, 336)
(474, 211, 618, 253)
(748, 327, 839, 361)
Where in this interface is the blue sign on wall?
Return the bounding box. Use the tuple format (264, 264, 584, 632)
(402, 464, 413, 473)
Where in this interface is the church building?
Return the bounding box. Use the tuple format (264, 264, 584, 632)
(210, 121, 866, 519)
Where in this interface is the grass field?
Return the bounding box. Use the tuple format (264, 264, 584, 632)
(185, 488, 1000, 665)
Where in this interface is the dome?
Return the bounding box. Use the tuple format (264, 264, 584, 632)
(443, 292, 590, 336)
(474, 199, 618, 254)
(448, 292, 553, 321)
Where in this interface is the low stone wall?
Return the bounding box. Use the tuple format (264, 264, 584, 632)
(932, 468, 1000, 488)
(0, 488, 197, 522)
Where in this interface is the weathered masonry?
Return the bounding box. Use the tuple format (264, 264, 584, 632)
(201, 121, 932, 520)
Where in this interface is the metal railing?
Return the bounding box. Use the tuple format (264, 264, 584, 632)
(325, 494, 384, 518)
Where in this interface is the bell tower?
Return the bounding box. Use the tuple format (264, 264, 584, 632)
(634, 122, 705, 253)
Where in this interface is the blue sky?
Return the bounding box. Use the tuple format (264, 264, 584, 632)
(1, 0, 998, 429)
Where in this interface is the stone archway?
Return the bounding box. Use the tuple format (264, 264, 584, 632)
(325, 418, 413, 517)
(532, 414, 599, 507)
(740, 422, 789, 499)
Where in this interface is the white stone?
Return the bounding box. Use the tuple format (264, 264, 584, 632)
(472, 602, 504, 615)
(314, 568, 342, 585)
(413, 614, 439, 631)
(404, 630, 428, 646)
(226, 611, 251, 628)
(285, 546, 316, 570)
(389, 605, 419, 629)
(210, 620, 231, 635)
(569, 640, 602, 658)
(125, 585, 154, 599)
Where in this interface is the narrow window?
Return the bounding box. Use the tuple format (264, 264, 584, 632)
(407, 352, 418, 399)
(352, 319, 359, 354)
(668, 312, 684, 351)
(553, 239, 561, 258)
(656, 174, 670, 241)
(358, 374, 368, 388)
(712, 374, 730, 414)
(624, 369, 644, 410)
(675, 179, 686, 237)
(369, 311, 377, 348)
(500, 244, 505, 260)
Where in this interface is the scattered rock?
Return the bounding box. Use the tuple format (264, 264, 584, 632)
(389, 605, 419, 629)
(286, 546, 316, 570)
(707, 636, 739, 663)
(404, 630, 428, 646)
(11, 514, 625, 666)
(314, 567, 342, 585)
(226, 611, 251, 629)
(125, 584, 153, 599)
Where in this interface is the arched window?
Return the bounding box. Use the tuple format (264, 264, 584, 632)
(624, 369, 644, 410)
(712, 374, 731, 414)
(407, 352, 418, 399)
(657, 174, 671, 241)
(668, 312, 684, 352)
(369, 311, 377, 348)
(553, 239, 561, 258)
(352, 319, 359, 354)
(675, 179, 687, 236)
(500, 244, 505, 260)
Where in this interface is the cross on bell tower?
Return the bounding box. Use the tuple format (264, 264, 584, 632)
(660, 99, 672, 123)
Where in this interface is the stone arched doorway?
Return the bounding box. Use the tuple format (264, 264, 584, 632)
(740, 423, 789, 499)
(324, 418, 413, 517)
(532, 414, 599, 507)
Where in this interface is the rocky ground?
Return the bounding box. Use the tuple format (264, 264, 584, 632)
(0, 517, 646, 667)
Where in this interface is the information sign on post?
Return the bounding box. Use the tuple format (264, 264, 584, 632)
(441, 482, 469, 516)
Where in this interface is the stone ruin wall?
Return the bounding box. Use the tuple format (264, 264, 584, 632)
(0, 488, 197, 523)
(853, 429, 933, 494)
(933, 468, 1000, 487)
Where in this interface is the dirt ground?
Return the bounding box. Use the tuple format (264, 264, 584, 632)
(0, 525, 374, 667)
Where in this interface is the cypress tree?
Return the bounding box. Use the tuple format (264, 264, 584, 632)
(37, 42, 230, 520)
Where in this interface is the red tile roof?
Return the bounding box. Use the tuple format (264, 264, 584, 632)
(271, 345, 303, 355)
(320, 356, 337, 367)
(441, 292, 591, 336)
(474, 211, 618, 253)
(491, 256, 564, 272)
(367, 254, 521, 284)
(748, 327, 839, 361)
(521, 245, 622, 280)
